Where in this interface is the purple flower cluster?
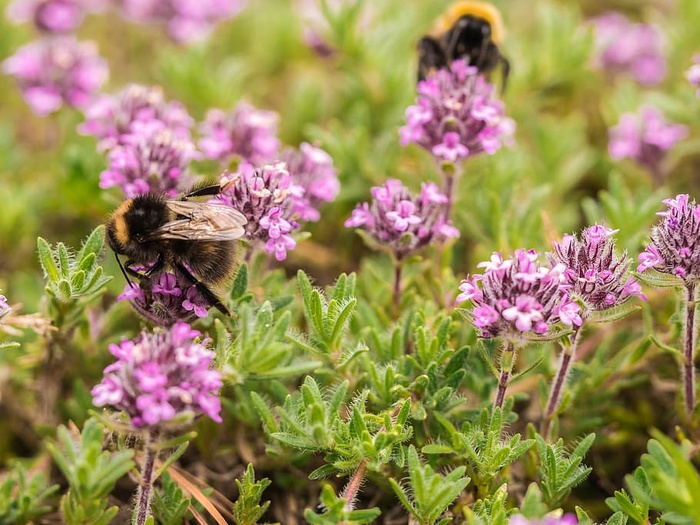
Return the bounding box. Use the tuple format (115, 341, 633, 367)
(457, 250, 579, 339)
(217, 162, 300, 261)
(115, 0, 247, 43)
(608, 106, 687, 177)
(118, 272, 211, 327)
(687, 55, 700, 98)
(638, 194, 700, 282)
(92, 322, 223, 428)
(79, 84, 196, 197)
(550, 224, 645, 314)
(591, 12, 666, 85)
(344, 178, 458, 260)
(2, 36, 108, 116)
(280, 142, 340, 221)
(6, 0, 99, 34)
(399, 59, 514, 164)
(99, 128, 197, 198)
(79, 84, 194, 152)
(199, 102, 280, 166)
(509, 515, 577, 525)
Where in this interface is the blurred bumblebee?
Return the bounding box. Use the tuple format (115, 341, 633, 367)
(106, 182, 247, 315)
(417, 1, 510, 89)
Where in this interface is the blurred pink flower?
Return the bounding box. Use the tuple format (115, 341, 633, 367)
(115, 0, 247, 42)
(687, 55, 700, 98)
(6, 0, 104, 34)
(591, 12, 666, 85)
(199, 102, 280, 165)
(608, 106, 687, 177)
(2, 36, 108, 115)
(79, 84, 194, 151)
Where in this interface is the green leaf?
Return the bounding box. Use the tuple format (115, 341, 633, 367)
(76, 225, 105, 262)
(37, 237, 60, 282)
(588, 301, 641, 324)
(231, 263, 248, 300)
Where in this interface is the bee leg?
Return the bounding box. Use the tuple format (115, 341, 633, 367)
(174, 262, 231, 316)
(417, 36, 448, 81)
(143, 255, 165, 278)
(181, 182, 226, 199)
(499, 55, 510, 93)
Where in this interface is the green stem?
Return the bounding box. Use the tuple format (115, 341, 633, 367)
(683, 282, 697, 418)
(392, 260, 402, 318)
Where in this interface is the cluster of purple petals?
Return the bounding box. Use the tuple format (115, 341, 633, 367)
(99, 128, 197, 198)
(118, 271, 212, 327)
(91, 322, 223, 428)
(591, 12, 666, 85)
(2, 36, 108, 116)
(399, 59, 514, 164)
(457, 249, 580, 339)
(79, 84, 196, 196)
(199, 102, 280, 166)
(217, 162, 300, 261)
(115, 0, 247, 43)
(280, 142, 340, 221)
(79, 84, 194, 152)
(509, 515, 578, 525)
(687, 55, 700, 98)
(344, 178, 459, 260)
(6, 0, 101, 34)
(638, 194, 700, 282)
(608, 106, 687, 175)
(549, 224, 645, 313)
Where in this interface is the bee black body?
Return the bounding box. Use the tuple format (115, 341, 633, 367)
(107, 184, 247, 316)
(417, 1, 510, 90)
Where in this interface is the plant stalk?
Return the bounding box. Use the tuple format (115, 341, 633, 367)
(683, 282, 697, 418)
(135, 431, 157, 525)
(392, 261, 402, 318)
(541, 326, 582, 440)
(340, 458, 368, 513)
(494, 341, 517, 410)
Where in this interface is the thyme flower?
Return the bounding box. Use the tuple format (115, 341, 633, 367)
(399, 59, 514, 164)
(344, 178, 458, 260)
(457, 249, 578, 339)
(91, 322, 223, 428)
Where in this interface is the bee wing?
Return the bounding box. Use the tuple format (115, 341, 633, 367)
(148, 200, 247, 241)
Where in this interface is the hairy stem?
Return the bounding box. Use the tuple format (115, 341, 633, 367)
(340, 458, 369, 513)
(683, 282, 697, 418)
(135, 431, 157, 525)
(541, 326, 582, 440)
(494, 341, 517, 410)
(442, 173, 455, 220)
(392, 261, 402, 318)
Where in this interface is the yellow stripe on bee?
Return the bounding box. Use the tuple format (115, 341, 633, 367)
(112, 200, 132, 247)
(433, 1, 505, 44)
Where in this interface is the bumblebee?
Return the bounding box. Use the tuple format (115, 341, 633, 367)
(417, 1, 510, 89)
(106, 182, 247, 316)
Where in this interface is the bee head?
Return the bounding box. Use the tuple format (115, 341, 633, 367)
(107, 194, 171, 261)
